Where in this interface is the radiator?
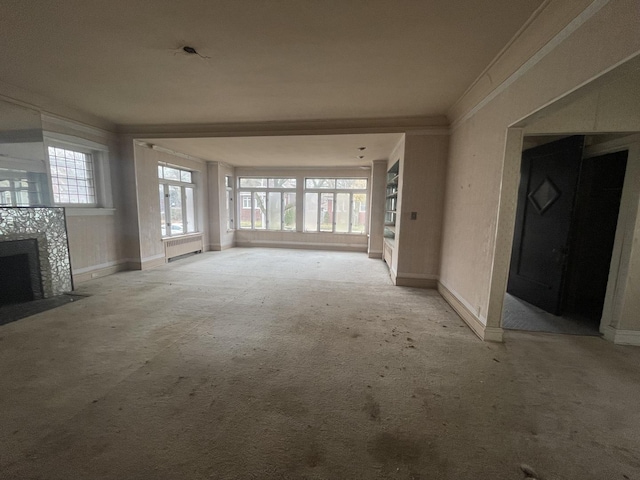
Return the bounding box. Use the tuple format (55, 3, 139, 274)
(163, 234, 204, 261)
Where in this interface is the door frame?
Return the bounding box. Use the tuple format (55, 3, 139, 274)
(486, 130, 640, 341)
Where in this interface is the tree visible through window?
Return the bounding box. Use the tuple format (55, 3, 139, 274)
(304, 178, 367, 233)
(238, 178, 296, 231)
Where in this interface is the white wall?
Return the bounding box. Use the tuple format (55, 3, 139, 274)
(132, 143, 209, 269)
(439, 0, 640, 341)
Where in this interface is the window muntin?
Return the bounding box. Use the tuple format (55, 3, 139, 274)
(238, 177, 296, 231)
(304, 177, 367, 234)
(158, 164, 197, 237)
(47, 146, 96, 205)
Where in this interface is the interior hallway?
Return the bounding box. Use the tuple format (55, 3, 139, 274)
(1, 249, 639, 479)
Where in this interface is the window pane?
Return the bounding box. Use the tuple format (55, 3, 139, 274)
(283, 192, 296, 231)
(239, 193, 251, 229)
(267, 192, 281, 230)
(320, 192, 334, 232)
(186, 187, 195, 233)
(48, 147, 95, 204)
(225, 175, 232, 188)
(304, 192, 318, 232)
(253, 192, 266, 229)
(336, 178, 367, 189)
(269, 178, 296, 188)
(335, 193, 350, 233)
(159, 184, 166, 236)
(240, 177, 267, 188)
(158, 165, 163, 178)
(352, 193, 367, 234)
(181, 170, 192, 183)
(163, 166, 180, 181)
(305, 178, 335, 189)
(168, 185, 183, 234)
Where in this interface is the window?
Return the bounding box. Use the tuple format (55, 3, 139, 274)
(304, 178, 367, 234)
(158, 164, 196, 237)
(225, 175, 234, 230)
(238, 177, 296, 231)
(47, 146, 96, 205)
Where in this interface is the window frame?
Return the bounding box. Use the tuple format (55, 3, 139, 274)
(237, 177, 297, 231)
(304, 177, 368, 234)
(43, 133, 112, 210)
(158, 163, 197, 237)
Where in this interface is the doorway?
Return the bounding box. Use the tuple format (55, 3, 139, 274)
(502, 136, 628, 335)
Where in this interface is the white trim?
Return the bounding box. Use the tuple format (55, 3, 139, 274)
(41, 113, 112, 140)
(44, 131, 109, 152)
(65, 208, 115, 216)
(601, 325, 640, 346)
(583, 134, 640, 158)
(438, 280, 501, 342)
(451, 0, 610, 128)
(72, 259, 127, 275)
(405, 128, 450, 136)
(395, 272, 438, 280)
(151, 144, 205, 164)
(235, 240, 367, 251)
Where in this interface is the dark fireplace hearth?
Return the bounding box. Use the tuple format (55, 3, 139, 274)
(0, 238, 43, 306)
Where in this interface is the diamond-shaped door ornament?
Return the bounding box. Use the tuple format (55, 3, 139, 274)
(528, 177, 560, 214)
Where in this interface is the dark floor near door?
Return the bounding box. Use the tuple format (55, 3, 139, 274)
(502, 293, 600, 336)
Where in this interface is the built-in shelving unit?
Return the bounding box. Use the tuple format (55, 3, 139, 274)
(383, 160, 399, 267)
(384, 161, 399, 241)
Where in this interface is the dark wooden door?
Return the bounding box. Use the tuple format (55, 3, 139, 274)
(564, 150, 627, 321)
(507, 136, 584, 315)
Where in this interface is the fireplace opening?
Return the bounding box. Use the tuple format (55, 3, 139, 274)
(0, 254, 33, 304)
(0, 238, 43, 306)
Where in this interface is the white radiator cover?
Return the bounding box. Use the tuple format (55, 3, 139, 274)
(163, 234, 204, 261)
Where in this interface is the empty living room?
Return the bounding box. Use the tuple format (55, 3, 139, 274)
(1, 1, 640, 479)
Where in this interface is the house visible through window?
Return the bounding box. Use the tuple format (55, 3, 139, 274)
(158, 164, 196, 237)
(304, 178, 367, 234)
(47, 146, 96, 204)
(238, 177, 296, 231)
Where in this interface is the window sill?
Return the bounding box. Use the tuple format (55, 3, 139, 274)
(64, 208, 116, 217)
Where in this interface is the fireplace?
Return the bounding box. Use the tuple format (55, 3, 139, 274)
(0, 208, 72, 302)
(0, 239, 43, 305)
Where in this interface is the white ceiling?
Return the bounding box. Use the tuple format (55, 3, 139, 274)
(0, 0, 544, 126)
(145, 133, 404, 167)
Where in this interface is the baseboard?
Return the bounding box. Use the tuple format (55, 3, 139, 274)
(235, 240, 367, 252)
(395, 276, 437, 288)
(130, 254, 166, 270)
(209, 242, 235, 251)
(437, 281, 503, 342)
(72, 261, 129, 284)
(601, 325, 640, 346)
(368, 250, 383, 259)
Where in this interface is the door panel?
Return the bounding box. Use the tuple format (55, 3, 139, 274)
(507, 136, 584, 315)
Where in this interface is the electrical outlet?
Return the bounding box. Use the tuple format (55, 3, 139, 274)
(410, 212, 417, 220)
